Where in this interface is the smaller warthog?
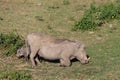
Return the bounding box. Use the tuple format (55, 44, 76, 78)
(16, 45, 30, 60)
(16, 45, 41, 64)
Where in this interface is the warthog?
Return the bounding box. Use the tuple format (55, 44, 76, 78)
(16, 45, 30, 60)
(16, 45, 41, 64)
(27, 32, 90, 67)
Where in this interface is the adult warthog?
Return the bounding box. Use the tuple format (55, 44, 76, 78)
(27, 32, 90, 67)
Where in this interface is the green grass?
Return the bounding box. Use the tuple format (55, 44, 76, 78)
(0, 70, 34, 80)
(0, 0, 120, 80)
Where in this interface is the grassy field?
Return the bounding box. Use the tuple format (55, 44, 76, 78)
(0, 0, 120, 80)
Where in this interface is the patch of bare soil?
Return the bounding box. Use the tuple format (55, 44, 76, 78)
(15, 62, 29, 70)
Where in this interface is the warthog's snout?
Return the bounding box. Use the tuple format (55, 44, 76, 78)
(17, 54, 24, 59)
(87, 54, 90, 63)
(81, 55, 90, 64)
(16, 49, 24, 58)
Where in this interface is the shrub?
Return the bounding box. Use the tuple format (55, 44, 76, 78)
(72, 3, 97, 31)
(73, 14, 96, 31)
(0, 32, 24, 56)
(97, 3, 120, 20)
(73, 2, 120, 31)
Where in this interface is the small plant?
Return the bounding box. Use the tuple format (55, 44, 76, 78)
(47, 25, 52, 30)
(0, 32, 24, 56)
(63, 0, 70, 5)
(0, 17, 3, 21)
(48, 5, 59, 9)
(35, 16, 44, 21)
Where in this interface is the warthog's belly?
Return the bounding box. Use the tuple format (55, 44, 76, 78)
(40, 46, 62, 60)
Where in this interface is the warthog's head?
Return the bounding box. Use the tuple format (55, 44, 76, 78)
(76, 44, 90, 64)
(16, 48, 25, 58)
(16, 46, 29, 59)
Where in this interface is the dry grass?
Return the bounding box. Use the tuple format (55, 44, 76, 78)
(0, 0, 120, 80)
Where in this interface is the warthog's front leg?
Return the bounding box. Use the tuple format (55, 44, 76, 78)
(60, 58, 71, 67)
(35, 57, 41, 65)
(30, 52, 36, 67)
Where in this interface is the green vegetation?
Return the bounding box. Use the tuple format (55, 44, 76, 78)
(0, 70, 34, 80)
(73, 2, 120, 31)
(62, 0, 70, 5)
(0, 32, 24, 56)
(0, 0, 120, 80)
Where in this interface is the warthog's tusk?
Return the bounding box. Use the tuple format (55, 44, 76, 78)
(88, 57, 90, 60)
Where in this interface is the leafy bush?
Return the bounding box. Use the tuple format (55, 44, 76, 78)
(73, 2, 120, 31)
(73, 14, 96, 31)
(98, 3, 120, 20)
(0, 71, 34, 80)
(0, 32, 24, 56)
(72, 3, 97, 31)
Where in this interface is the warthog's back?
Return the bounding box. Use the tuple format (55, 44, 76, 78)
(39, 40, 79, 60)
(53, 39, 76, 44)
(27, 32, 56, 47)
(26, 32, 90, 67)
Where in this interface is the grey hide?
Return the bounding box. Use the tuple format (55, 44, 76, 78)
(16, 45, 30, 60)
(26, 32, 90, 67)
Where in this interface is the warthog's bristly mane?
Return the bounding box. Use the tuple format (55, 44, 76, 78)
(54, 39, 76, 44)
